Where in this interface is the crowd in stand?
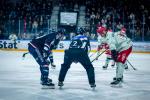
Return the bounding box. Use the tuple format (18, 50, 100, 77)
(59, 0, 85, 12)
(57, 0, 150, 41)
(0, 0, 53, 39)
(0, 0, 150, 41)
(85, 0, 150, 41)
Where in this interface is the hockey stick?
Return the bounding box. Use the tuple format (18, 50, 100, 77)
(91, 50, 106, 63)
(127, 59, 137, 70)
(89, 51, 98, 57)
(22, 52, 29, 58)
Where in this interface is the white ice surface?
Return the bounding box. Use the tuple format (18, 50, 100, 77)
(0, 51, 150, 100)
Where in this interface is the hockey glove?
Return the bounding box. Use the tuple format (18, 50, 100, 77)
(97, 45, 102, 51)
(49, 39, 60, 50)
(111, 50, 118, 62)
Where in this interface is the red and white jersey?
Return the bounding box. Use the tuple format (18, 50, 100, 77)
(97, 30, 132, 52)
(97, 31, 113, 56)
(105, 31, 132, 52)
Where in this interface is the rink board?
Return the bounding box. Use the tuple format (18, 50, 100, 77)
(0, 40, 150, 53)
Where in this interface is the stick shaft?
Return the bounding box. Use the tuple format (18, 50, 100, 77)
(91, 50, 106, 63)
(127, 60, 136, 70)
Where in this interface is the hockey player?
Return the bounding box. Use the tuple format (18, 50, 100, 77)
(28, 29, 65, 89)
(97, 29, 115, 69)
(97, 26, 132, 87)
(23, 32, 56, 68)
(58, 28, 96, 89)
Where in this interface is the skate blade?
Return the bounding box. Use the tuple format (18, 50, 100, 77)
(103, 68, 107, 70)
(41, 85, 55, 89)
(113, 79, 124, 83)
(111, 65, 115, 68)
(91, 87, 96, 91)
(51, 66, 56, 69)
(51, 67, 56, 69)
(111, 83, 122, 88)
(59, 86, 63, 89)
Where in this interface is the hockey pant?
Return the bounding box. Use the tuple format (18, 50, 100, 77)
(28, 43, 49, 82)
(115, 47, 132, 78)
(58, 49, 95, 85)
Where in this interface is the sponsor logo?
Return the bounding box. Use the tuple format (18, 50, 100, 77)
(0, 41, 18, 49)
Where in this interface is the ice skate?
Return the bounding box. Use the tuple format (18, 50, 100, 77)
(90, 83, 96, 90)
(47, 78, 52, 83)
(111, 78, 122, 88)
(41, 78, 55, 89)
(102, 64, 108, 70)
(58, 81, 64, 89)
(111, 64, 115, 67)
(41, 81, 55, 89)
(51, 63, 56, 69)
(125, 65, 129, 70)
(41, 77, 52, 83)
(113, 76, 123, 82)
(111, 61, 115, 68)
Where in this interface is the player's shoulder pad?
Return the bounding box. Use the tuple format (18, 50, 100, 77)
(73, 35, 87, 40)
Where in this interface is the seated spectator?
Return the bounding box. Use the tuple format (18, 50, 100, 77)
(9, 33, 18, 42)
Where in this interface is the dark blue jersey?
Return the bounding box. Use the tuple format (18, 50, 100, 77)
(30, 32, 57, 52)
(69, 35, 90, 53)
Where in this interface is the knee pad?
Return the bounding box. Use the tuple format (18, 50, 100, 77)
(40, 66, 49, 76)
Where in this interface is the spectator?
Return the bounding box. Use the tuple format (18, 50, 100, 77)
(32, 20, 38, 34)
(9, 32, 18, 42)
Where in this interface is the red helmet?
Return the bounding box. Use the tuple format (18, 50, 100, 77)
(121, 28, 126, 33)
(97, 26, 107, 35)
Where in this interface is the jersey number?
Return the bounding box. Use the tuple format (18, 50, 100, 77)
(72, 41, 78, 46)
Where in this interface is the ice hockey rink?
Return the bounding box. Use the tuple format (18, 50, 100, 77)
(0, 50, 150, 100)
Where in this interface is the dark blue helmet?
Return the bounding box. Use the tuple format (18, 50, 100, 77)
(57, 28, 65, 34)
(77, 27, 86, 35)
